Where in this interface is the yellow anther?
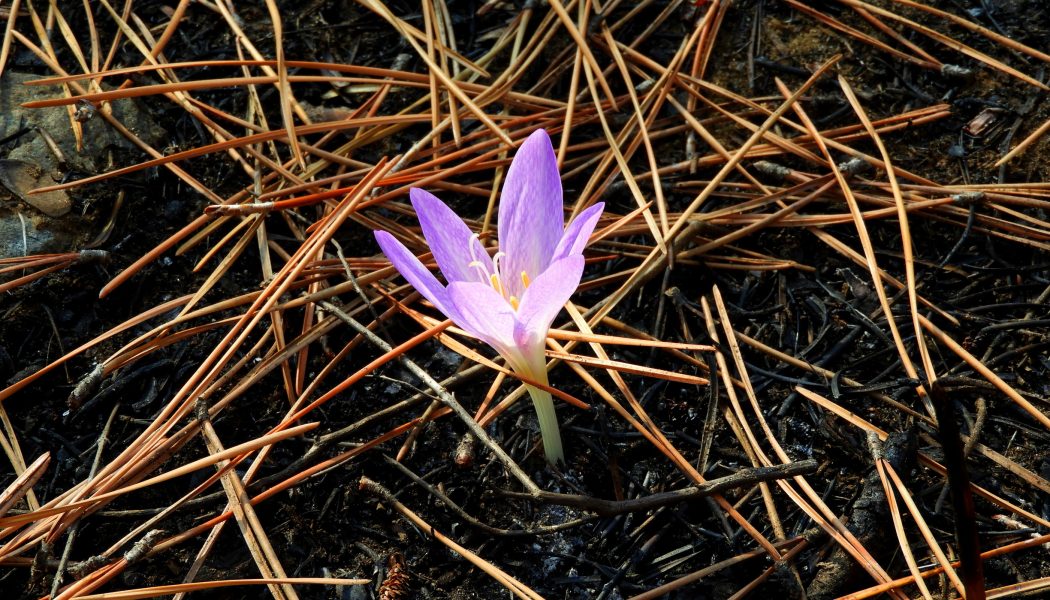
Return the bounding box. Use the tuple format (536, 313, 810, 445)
(489, 273, 503, 296)
(510, 296, 520, 310)
(520, 271, 530, 288)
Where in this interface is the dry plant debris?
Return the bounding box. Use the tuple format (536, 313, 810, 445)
(0, 0, 1049, 598)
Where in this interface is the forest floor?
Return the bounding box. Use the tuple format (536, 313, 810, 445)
(1, 1, 1050, 599)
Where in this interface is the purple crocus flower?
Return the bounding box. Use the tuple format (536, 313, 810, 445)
(374, 129, 604, 464)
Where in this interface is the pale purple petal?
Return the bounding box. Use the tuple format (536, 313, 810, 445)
(514, 255, 584, 348)
(411, 188, 492, 285)
(446, 281, 518, 351)
(498, 130, 563, 296)
(551, 202, 604, 262)
(375, 230, 450, 315)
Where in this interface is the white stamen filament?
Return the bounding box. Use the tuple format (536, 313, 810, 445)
(491, 251, 507, 284)
(463, 238, 532, 311)
(466, 234, 492, 282)
(468, 260, 488, 279)
(467, 233, 483, 263)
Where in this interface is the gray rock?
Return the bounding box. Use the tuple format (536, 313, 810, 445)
(0, 71, 164, 258)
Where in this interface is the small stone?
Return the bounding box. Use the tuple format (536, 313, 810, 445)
(0, 159, 71, 217)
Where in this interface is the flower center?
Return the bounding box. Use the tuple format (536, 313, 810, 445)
(466, 234, 530, 310)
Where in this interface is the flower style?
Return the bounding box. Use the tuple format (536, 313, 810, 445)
(374, 129, 604, 464)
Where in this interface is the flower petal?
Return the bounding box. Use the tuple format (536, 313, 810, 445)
(514, 255, 585, 348)
(446, 281, 518, 352)
(498, 129, 563, 297)
(551, 202, 604, 262)
(374, 230, 450, 315)
(411, 187, 492, 285)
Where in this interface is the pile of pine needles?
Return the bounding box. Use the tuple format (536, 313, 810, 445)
(1, 0, 1050, 598)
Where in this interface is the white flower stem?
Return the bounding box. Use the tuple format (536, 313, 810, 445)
(508, 346, 565, 464)
(525, 383, 564, 464)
